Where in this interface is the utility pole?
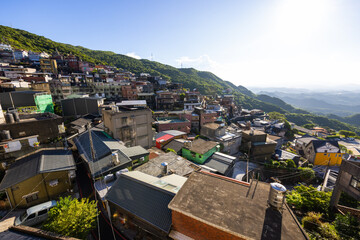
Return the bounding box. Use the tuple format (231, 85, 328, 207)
(321, 157, 331, 191)
(88, 123, 96, 163)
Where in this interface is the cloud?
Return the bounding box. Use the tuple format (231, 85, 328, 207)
(175, 55, 220, 71)
(126, 52, 141, 59)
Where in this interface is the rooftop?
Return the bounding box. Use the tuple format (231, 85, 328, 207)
(203, 152, 235, 175)
(185, 138, 219, 155)
(168, 171, 308, 240)
(105, 174, 174, 234)
(135, 152, 200, 177)
(0, 149, 75, 191)
(162, 139, 186, 153)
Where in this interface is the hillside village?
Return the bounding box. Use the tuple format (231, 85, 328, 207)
(0, 43, 359, 239)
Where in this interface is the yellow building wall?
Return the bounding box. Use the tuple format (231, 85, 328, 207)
(314, 152, 343, 166)
(6, 171, 72, 209)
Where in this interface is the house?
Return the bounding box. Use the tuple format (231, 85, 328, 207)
(0, 91, 54, 113)
(0, 135, 40, 163)
(135, 151, 200, 177)
(330, 160, 360, 207)
(267, 134, 284, 150)
(0, 149, 76, 208)
(294, 136, 318, 155)
(104, 172, 175, 239)
(102, 104, 154, 149)
(202, 152, 236, 176)
(201, 122, 242, 155)
(162, 138, 187, 155)
(304, 140, 343, 166)
(0, 112, 64, 143)
(75, 129, 137, 178)
(241, 130, 277, 163)
(39, 58, 58, 75)
(155, 130, 187, 149)
(168, 171, 309, 240)
(156, 92, 174, 110)
(182, 138, 219, 164)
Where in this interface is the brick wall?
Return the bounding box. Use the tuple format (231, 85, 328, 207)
(171, 211, 246, 240)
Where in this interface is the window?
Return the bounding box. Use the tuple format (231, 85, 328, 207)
(350, 176, 360, 191)
(24, 192, 38, 204)
(27, 213, 36, 220)
(38, 209, 47, 216)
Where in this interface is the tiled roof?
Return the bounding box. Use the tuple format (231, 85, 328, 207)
(105, 174, 174, 233)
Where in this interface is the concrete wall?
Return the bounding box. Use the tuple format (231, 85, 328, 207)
(61, 98, 102, 117)
(330, 160, 360, 207)
(103, 108, 154, 149)
(182, 146, 218, 164)
(0, 114, 63, 143)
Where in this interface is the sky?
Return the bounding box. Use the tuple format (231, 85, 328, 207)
(1, 0, 360, 89)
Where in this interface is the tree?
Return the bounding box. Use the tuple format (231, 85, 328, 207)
(303, 123, 315, 129)
(43, 196, 98, 239)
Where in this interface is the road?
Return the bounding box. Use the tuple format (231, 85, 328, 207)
(76, 161, 127, 240)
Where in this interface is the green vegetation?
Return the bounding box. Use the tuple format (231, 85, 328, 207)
(43, 196, 98, 239)
(339, 130, 356, 138)
(286, 184, 331, 216)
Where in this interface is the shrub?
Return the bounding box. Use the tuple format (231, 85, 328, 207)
(333, 213, 360, 240)
(286, 184, 331, 215)
(298, 167, 315, 182)
(286, 159, 296, 168)
(302, 212, 322, 232)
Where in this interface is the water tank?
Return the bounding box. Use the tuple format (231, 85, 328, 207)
(5, 113, 14, 124)
(268, 183, 287, 210)
(12, 111, 20, 122)
(112, 152, 119, 164)
(161, 162, 168, 175)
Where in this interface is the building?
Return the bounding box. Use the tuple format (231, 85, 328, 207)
(162, 139, 187, 155)
(202, 152, 236, 176)
(201, 122, 242, 155)
(155, 130, 187, 149)
(102, 104, 154, 149)
(61, 97, 104, 118)
(155, 117, 191, 134)
(39, 58, 58, 75)
(121, 84, 138, 100)
(304, 140, 343, 166)
(0, 149, 76, 208)
(74, 129, 138, 179)
(330, 160, 360, 207)
(0, 112, 64, 143)
(182, 138, 219, 164)
(135, 151, 200, 177)
(294, 136, 318, 155)
(156, 92, 174, 110)
(0, 91, 54, 113)
(241, 130, 277, 163)
(168, 171, 308, 240)
(105, 172, 175, 239)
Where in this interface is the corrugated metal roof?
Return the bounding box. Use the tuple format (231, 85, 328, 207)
(121, 146, 149, 158)
(105, 174, 174, 233)
(0, 150, 75, 191)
